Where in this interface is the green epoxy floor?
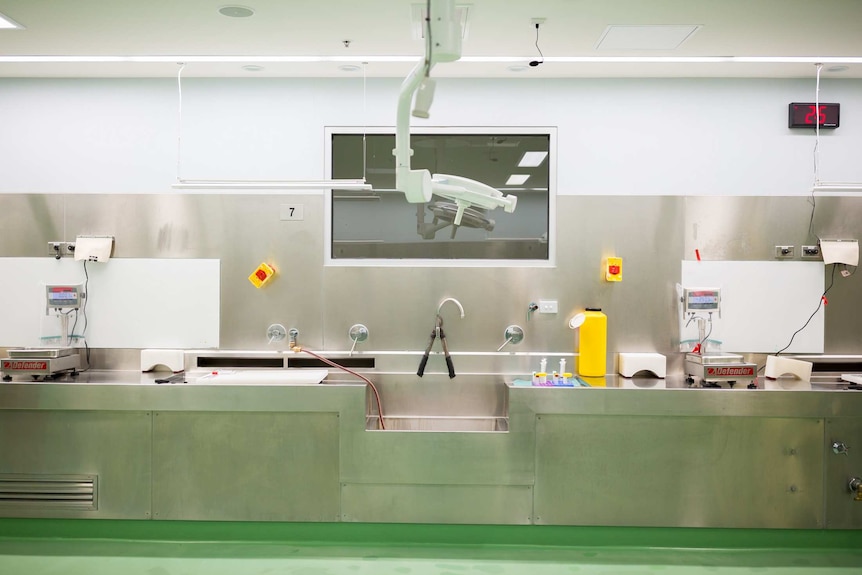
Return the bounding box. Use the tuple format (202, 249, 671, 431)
(2, 541, 862, 575)
(1, 521, 860, 575)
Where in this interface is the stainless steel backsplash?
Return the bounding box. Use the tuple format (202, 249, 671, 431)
(1, 194, 860, 370)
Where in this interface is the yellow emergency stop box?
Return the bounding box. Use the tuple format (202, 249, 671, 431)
(605, 257, 622, 282)
(248, 262, 275, 288)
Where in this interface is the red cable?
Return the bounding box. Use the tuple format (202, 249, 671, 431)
(294, 347, 386, 430)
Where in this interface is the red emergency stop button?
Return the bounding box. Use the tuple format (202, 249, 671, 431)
(248, 262, 276, 288)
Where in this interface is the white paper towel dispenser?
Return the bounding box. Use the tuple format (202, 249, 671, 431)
(74, 236, 114, 262)
(820, 239, 858, 266)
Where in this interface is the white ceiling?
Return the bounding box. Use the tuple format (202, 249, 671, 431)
(0, 0, 861, 79)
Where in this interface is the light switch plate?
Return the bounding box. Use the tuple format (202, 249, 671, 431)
(538, 300, 558, 314)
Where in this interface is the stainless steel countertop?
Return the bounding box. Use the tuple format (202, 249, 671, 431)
(1, 368, 858, 390)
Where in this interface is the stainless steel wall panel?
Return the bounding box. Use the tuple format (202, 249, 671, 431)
(510, 384, 862, 419)
(824, 417, 862, 529)
(322, 195, 688, 368)
(152, 411, 340, 521)
(61, 193, 328, 351)
(0, 410, 151, 519)
(341, 483, 533, 524)
(4, 194, 862, 360)
(0, 194, 64, 256)
(561, 196, 687, 374)
(340, 429, 534, 486)
(534, 414, 823, 528)
(685, 195, 862, 354)
(0, 380, 367, 414)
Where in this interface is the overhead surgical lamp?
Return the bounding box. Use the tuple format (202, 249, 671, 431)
(394, 0, 517, 225)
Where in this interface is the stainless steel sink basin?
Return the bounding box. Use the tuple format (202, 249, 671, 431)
(366, 415, 508, 432)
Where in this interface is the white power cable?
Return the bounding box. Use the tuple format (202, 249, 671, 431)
(176, 62, 186, 182)
(362, 61, 367, 182)
(813, 63, 822, 185)
(808, 63, 822, 241)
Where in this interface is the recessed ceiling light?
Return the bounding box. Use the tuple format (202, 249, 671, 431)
(219, 5, 255, 18)
(505, 174, 530, 186)
(242, 64, 264, 72)
(518, 151, 548, 167)
(826, 65, 849, 72)
(0, 11, 24, 29)
(338, 64, 361, 72)
(507, 65, 528, 72)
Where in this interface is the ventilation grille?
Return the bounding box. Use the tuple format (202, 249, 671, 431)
(0, 475, 97, 510)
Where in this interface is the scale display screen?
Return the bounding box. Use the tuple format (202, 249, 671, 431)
(683, 287, 721, 314)
(46, 285, 82, 309)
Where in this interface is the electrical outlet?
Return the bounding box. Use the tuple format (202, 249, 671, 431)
(47, 241, 75, 258)
(802, 245, 821, 259)
(538, 299, 558, 314)
(774, 245, 794, 259)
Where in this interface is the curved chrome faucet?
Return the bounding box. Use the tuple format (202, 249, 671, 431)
(437, 297, 465, 319)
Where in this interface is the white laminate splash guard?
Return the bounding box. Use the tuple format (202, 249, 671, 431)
(0, 258, 220, 349)
(680, 260, 824, 354)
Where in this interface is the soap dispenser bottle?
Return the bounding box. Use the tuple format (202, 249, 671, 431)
(576, 308, 607, 377)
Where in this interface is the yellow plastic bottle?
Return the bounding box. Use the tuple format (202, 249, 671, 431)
(577, 308, 607, 377)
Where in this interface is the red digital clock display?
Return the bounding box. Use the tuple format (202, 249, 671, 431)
(788, 102, 840, 129)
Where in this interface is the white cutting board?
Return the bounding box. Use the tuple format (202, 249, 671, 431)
(0, 257, 219, 349)
(681, 260, 824, 353)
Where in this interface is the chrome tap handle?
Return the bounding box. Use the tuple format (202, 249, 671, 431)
(348, 324, 368, 357)
(497, 325, 524, 351)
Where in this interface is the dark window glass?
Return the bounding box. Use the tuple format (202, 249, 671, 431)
(331, 133, 550, 260)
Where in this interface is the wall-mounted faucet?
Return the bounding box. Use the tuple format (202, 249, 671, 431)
(288, 328, 299, 349)
(849, 477, 862, 501)
(437, 297, 465, 319)
(348, 324, 369, 356)
(497, 325, 524, 351)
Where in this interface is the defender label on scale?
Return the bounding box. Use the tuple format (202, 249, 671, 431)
(3, 361, 49, 370)
(706, 366, 755, 377)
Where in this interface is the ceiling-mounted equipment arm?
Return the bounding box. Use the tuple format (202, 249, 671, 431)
(395, 0, 460, 203)
(395, 58, 432, 203)
(393, 0, 518, 221)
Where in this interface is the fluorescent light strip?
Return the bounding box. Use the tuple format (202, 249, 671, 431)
(1, 55, 862, 64)
(466, 56, 862, 64)
(812, 183, 862, 192)
(505, 174, 530, 186)
(172, 179, 372, 190)
(518, 151, 548, 168)
(0, 55, 419, 63)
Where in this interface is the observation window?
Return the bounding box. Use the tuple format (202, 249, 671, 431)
(327, 128, 554, 265)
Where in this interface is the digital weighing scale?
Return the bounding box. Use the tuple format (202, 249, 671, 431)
(680, 286, 757, 388)
(1, 284, 83, 382)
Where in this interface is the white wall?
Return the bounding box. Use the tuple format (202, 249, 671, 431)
(0, 77, 860, 196)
